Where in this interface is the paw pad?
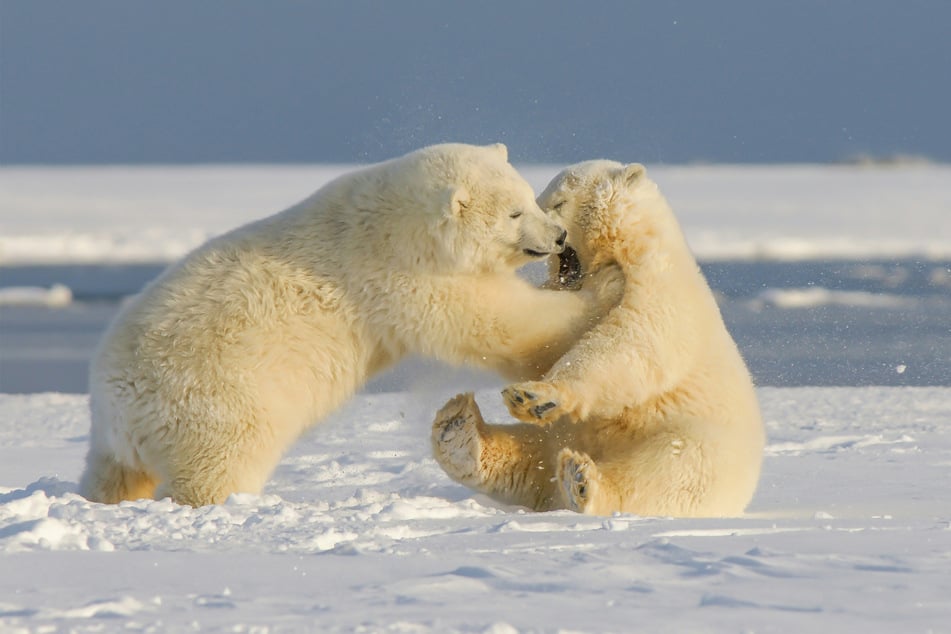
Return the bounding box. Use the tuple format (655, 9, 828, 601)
(439, 415, 467, 442)
(502, 382, 564, 424)
(557, 449, 597, 513)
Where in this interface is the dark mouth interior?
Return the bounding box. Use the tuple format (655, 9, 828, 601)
(523, 248, 548, 258)
(558, 245, 583, 289)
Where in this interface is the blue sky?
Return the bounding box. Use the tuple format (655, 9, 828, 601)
(2, 0, 949, 164)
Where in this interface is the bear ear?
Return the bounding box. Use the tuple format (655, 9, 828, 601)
(563, 169, 581, 189)
(447, 185, 471, 217)
(619, 163, 646, 186)
(486, 143, 508, 161)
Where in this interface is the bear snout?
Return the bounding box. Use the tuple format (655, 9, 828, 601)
(523, 229, 568, 258)
(544, 229, 567, 255)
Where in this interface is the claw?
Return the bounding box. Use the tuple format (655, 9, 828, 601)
(531, 402, 557, 418)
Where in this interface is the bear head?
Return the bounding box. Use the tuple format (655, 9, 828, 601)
(536, 160, 661, 288)
(382, 143, 568, 274)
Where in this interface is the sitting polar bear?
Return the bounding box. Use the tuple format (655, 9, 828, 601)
(80, 143, 621, 507)
(432, 160, 764, 517)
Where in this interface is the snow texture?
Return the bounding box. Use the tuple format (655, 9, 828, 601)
(1, 388, 950, 632)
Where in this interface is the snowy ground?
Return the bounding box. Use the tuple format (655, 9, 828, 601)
(1, 388, 950, 632)
(1, 163, 950, 632)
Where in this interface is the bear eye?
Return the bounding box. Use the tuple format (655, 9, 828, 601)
(553, 201, 566, 211)
(509, 211, 523, 219)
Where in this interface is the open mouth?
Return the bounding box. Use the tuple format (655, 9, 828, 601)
(557, 245, 583, 289)
(523, 248, 549, 258)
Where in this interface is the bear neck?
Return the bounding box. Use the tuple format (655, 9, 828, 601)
(610, 188, 695, 268)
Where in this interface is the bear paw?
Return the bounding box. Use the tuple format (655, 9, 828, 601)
(556, 448, 599, 513)
(501, 381, 565, 424)
(431, 393, 485, 485)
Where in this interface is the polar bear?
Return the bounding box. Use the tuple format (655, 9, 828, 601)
(79, 143, 621, 507)
(432, 160, 764, 517)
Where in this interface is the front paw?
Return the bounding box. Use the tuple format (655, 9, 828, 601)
(501, 381, 564, 424)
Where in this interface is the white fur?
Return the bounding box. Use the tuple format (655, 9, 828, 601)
(79, 143, 620, 506)
(432, 161, 764, 518)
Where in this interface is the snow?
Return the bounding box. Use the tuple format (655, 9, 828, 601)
(750, 287, 917, 309)
(1, 162, 950, 631)
(0, 283, 73, 308)
(1, 388, 950, 632)
(2, 163, 950, 264)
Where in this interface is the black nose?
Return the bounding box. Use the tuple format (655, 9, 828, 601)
(556, 230, 567, 247)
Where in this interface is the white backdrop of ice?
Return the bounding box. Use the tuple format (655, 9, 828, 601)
(0, 283, 72, 307)
(2, 163, 950, 264)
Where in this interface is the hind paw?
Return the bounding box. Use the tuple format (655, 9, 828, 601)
(432, 393, 484, 485)
(556, 448, 599, 513)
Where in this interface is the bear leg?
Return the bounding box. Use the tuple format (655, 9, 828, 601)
(79, 449, 158, 504)
(432, 393, 559, 510)
(146, 414, 288, 507)
(154, 461, 274, 507)
(154, 442, 280, 507)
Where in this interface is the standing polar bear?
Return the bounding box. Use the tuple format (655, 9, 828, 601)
(432, 160, 764, 517)
(80, 143, 621, 507)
